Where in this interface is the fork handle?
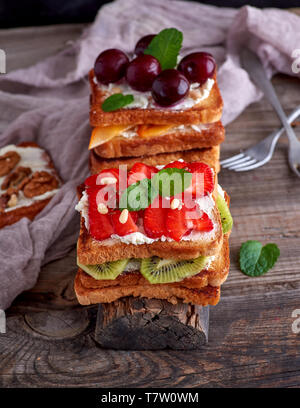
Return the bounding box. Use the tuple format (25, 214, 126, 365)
(253, 73, 299, 147)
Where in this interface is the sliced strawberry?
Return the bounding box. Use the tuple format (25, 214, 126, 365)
(143, 197, 168, 238)
(163, 160, 187, 169)
(128, 163, 158, 186)
(131, 211, 139, 223)
(186, 162, 214, 197)
(166, 203, 191, 242)
(111, 210, 138, 236)
(96, 168, 120, 186)
(85, 168, 120, 189)
(84, 174, 98, 187)
(86, 187, 114, 240)
(185, 204, 214, 232)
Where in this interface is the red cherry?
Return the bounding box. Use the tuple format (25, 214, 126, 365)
(134, 34, 156, 56)
(126, 55, 161, 92)
(151, 69, 190, 107)
(94, 49, 129, 84)
(178, 52, 216, 85)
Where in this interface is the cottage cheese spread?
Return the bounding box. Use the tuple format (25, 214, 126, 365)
(97, 78, 214, 111)
(0, 144, 59, 213)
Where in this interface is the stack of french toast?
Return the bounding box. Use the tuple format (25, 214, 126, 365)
(75, 29, 233, 308)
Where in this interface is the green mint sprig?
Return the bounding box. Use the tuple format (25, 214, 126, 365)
(152, 168, 192, 197)
(239, 240, 280, 277)
(119, 167, 192, 211)
(119, 178, 158, 212)
(144, 28, 183, 70)
(102, 93, 134, 112)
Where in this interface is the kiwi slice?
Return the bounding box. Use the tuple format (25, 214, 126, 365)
(77, 258, 129, 280)
(140, 256, 208, 284)
(217, 194, 233, 234)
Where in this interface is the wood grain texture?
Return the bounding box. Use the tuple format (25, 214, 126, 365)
(95, 298, 209, 350)
(0, 20, 300, 388)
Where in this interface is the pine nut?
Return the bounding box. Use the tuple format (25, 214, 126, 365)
(119, 209, 129, 224)
(100, 177, 117, 185)
(170, 198, 180, 210)
(97, 203, 108, 214)
(7, 194, 18, 208)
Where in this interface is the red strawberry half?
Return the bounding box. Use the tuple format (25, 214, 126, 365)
(86, 187, 114, 240)
(186, 162, 214, 197)
(143, 197, 168, 238)
(111, 210, 138, 236)
(166, 203, 192, 242)
(128, 162, 158, 186)
(185, 204, 214, 232)
(163, 160, 187, 169)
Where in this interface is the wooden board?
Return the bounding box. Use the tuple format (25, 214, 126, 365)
(0, 20, 300, 387)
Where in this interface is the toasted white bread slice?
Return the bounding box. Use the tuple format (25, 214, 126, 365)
(91, 121, 225, 159)
(89, 146, 220, 175)
(89, 70, 223, 126)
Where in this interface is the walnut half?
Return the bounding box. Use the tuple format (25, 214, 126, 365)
(1, 166, 32, 193)
(0, 151, 21, 177)
(23, 171, 59, 198)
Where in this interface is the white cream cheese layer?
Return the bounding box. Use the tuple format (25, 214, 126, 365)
(0, 144, 59, 213)
(97, 77, 214, 111)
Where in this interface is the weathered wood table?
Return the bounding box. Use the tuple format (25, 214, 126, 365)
(0, 20, 300, 388)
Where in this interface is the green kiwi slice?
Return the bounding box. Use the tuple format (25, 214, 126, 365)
(140, 256, 208, 284)
(77, 258, 129, 280)
(217, 194, 233, 234)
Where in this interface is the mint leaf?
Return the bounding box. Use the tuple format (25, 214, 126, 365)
(119, 178, 158, 211)
(102, 93, 134, 112)
(152, 168, 192, 197)
(239, 240, 280, 277)
(144, 28, 183, 70)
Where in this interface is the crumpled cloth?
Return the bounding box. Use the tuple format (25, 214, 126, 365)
(0, 0, 299, 309)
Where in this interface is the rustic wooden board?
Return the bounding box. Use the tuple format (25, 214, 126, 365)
(0, 20, 300, 387)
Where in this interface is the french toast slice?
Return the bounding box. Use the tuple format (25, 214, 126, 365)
(89, 145, 220, 174)
(74, 236, 229, 306)
(92, 121, 224, 159)
(89, 70, 223, 126)
(77, 234, 229, 291)
(0, 142, 60, 229)
(77, 208, 223, 264)
(75, 271, 221, 306)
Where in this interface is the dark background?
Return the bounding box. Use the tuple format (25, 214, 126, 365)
(0, 0, 299, 28)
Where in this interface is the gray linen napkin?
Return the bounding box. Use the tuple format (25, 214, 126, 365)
(0, 0, 299, 309)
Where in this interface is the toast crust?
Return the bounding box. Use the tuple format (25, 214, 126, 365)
(90, 146, 220, 174)
(0, 142, 60, 229)
(89, 70, 223, 126)
(93, 121, 225, 159)
(75, 271, 220, 306)
(0, 198, 51, 229)
(77, 210, 223, 264)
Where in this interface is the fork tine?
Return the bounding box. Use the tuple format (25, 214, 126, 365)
(223, 155, 252, 169)
(229, 158, 257, 170)
(220, 153, 244, 166)
(235, 160, 267, 171)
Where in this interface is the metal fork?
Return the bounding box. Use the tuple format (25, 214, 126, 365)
(221, 106, 300, 172)
(240, 48, 300, 177)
